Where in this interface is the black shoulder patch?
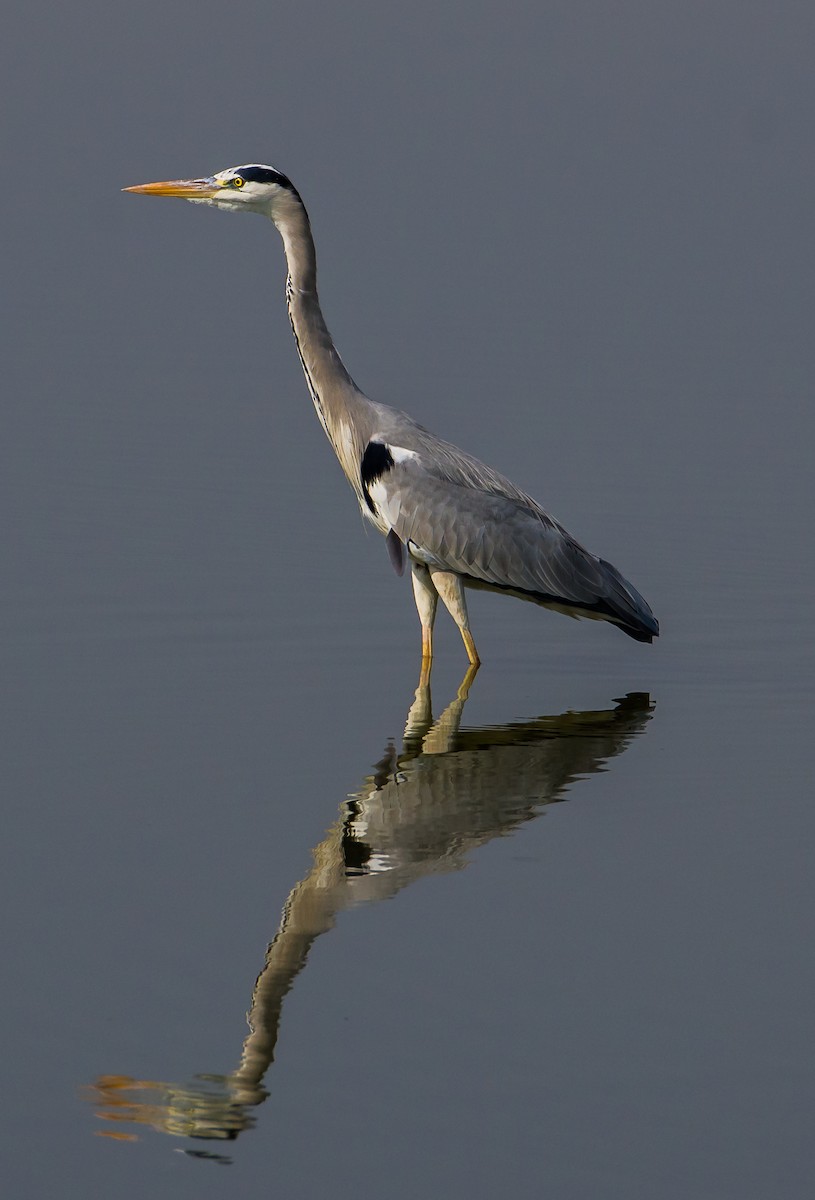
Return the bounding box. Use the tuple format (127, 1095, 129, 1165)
(361, 441, 394, 514)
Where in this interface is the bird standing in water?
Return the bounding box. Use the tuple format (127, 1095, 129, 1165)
(125, 164, 658, 665)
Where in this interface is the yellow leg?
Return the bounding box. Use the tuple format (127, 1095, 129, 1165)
(429, 569, 481, 666)
(456, 662, 480, 701)
(461, 629, 481, 668)
(411, 561, 438, 665)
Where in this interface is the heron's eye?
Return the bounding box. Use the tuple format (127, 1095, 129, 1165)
(232, 176, 245, 189)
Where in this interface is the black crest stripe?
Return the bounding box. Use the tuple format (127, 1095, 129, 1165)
(238, 165, 300, 197)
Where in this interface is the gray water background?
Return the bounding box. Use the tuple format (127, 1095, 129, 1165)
(2, 1, 814, 1195)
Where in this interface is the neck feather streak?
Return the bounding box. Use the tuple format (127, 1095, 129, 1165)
(272, 197, 374, 492)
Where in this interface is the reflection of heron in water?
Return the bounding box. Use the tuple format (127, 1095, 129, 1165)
(89, 671, 653, 1156)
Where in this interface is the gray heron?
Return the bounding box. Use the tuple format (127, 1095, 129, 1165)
(124, 164, 658, 664)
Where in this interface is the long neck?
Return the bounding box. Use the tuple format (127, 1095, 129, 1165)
(272, 194, 373, 486)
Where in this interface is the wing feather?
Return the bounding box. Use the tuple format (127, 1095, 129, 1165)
(370, 446, 657, 638)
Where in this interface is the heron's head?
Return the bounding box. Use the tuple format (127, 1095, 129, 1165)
(123, 164, 301, 217)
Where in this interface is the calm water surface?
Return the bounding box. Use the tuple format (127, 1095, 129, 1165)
(3, 2, 815, 1196)
(3, 437, 812, 1198)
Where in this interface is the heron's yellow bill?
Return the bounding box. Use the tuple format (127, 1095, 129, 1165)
(123, 179, 220, 198)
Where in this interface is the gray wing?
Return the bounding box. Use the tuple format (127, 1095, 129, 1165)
(363, 433, 658, 640)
